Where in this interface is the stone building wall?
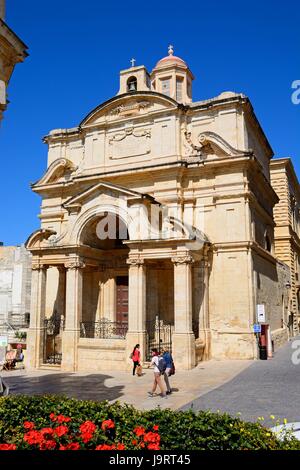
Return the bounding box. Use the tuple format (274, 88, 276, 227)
(0, 245, 32, 329)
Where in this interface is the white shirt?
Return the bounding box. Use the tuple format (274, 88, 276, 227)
(151, 355, 160, 373)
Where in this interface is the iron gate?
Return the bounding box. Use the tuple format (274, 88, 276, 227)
(146, 316, 173, 361)
(43, 317, 63, 365)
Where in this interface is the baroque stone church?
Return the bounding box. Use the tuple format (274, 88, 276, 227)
(25, 47, 291, 371)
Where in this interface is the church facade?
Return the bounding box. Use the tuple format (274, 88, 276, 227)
(26, 48, 291, 371)
(0, 0, 28, 124)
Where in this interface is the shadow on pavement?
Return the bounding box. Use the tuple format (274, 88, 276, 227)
(3, 372, 124, 402)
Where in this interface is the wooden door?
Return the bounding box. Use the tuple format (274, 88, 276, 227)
(116, 276, 128, 323)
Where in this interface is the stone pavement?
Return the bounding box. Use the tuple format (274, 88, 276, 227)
(181, 338, 300, 426)
(1, 359, 251, 411)
(3, 340, 298, 423)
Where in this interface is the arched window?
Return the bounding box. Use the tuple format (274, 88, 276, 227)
(127, 76, 137, 92)
(265, 234, 272, 252)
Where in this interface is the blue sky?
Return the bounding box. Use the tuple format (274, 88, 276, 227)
(0, 0, 299, 245)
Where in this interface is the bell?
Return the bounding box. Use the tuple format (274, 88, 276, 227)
(129, 81, 136, 91)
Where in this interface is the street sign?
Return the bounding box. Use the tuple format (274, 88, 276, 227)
(257, 304, 266, 323)
(253, 323, 261, 333)
(0, 335, 8, 347)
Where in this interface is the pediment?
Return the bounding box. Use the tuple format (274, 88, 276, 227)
(183, 130, 251, 160)
(32, 158, 77, 187)
(80, 92, 179, 127)
(63, 181, 155, 213)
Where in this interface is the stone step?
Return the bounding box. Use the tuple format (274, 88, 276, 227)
(39, 364, 61, 370)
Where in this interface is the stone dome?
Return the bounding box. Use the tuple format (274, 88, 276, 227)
(154, 45, 188, 69)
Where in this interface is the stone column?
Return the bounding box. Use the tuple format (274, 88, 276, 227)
(172, 254, 195, 369)
(61, 259, 85, 372)
(26, 263, 47, 369)
(196, 257, 211, 361)
(125, 256, 146, 367)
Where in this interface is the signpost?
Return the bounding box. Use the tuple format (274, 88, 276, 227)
(257, 304, 266, 323)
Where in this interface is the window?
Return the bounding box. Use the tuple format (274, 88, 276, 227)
(176, 77, 183, 102)
(265, 234, 272, 252)
(161, 78, 170, 97)
(127, 76, 137, 92)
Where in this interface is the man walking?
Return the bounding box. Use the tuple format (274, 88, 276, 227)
(162, 348, 173, 394)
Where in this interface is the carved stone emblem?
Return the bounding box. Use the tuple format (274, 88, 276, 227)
(109, 127, 151, 159)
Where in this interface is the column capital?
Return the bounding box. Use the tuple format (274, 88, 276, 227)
(200, 258, 211, 269)
(32, 263, 48, 271)
(127, 256, 145, 267)
(171, 254, 194, 265)
(65, 258, 86, 270)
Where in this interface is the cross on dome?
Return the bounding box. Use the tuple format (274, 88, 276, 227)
(130, 58, 136, 67)
(168, 44, 174, 56)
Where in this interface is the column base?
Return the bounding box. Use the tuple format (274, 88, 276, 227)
(61, 330, 79, 372)
(125, 331, 147, 370)
(195, 329, 211, 363)
(25, 328, 44, 370)
(172, 332, 196, 370)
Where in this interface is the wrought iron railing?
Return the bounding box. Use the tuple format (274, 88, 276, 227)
(80, 320, 128, 339)
(145, 317, 174, 360)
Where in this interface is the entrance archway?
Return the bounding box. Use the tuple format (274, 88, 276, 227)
(79, 212, 130, 339)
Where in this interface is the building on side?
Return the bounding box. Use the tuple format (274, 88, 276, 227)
(0, 0, 28, 124)
(0, 244, 31, 342)
(270, 158, 300, 336)
(25, 47, 291, 371)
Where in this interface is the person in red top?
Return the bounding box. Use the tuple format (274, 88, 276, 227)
(131, 344, 141, 376)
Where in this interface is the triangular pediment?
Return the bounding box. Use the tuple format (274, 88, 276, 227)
(80, 92, 179, 127)
(63, 181, 155, 213)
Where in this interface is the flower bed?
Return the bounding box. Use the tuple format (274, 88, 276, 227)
(0, 395, 299, 450)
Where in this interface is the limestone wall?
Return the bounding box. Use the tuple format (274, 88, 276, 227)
(77, 338, 126, 371)
(0, 245, 31, 325)
(252, 253, 290, 343)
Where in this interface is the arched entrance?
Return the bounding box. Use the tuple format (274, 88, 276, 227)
(79, 212, 130, 340)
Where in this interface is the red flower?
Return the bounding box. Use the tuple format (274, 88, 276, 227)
(59, 442, 81, 451)
(132, 439, 138, 446)
(40, 440, 57, 451)
(134, 426, 146, 437)
(0, 443, 16, 450)
(101, 419, 115, 431)
(49, 413, 57, 422)
(116, 443, 125, 450)
(143, 432, 160, 444)
(40, 428, 54, 438)
(79, 421, 97, 434)
(153, 425, 159, 431)
(54, 425, 69, 437)
(147, 443, 160, 450)
(95, 444, 115, 450)
(24, 430, 42, 445)
(24, 421, 35, 430)
(57, 415, 71, 423)
(80, 432, 94, 444)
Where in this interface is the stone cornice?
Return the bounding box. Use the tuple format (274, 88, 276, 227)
(213, 240, 278, 265)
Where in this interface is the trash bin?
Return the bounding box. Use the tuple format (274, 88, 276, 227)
(259, 345, 267, 360)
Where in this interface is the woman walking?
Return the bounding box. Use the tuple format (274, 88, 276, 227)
(131, 344, 141, 376)
(148, 348, 167, 398)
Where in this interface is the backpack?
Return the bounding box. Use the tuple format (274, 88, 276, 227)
(157, 356, 167, 374)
